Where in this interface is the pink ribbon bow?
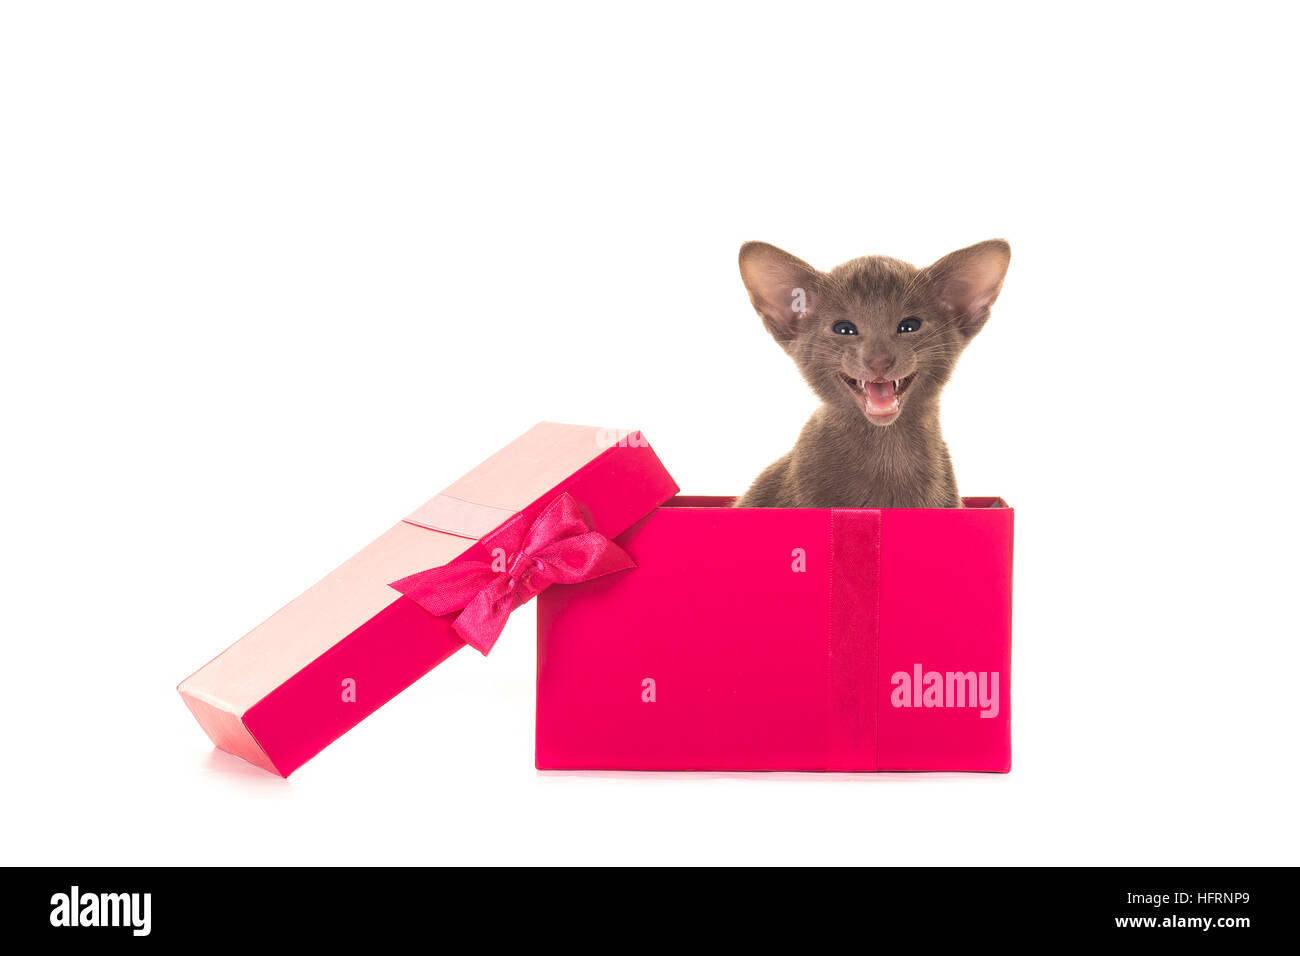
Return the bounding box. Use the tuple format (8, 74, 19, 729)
(389, 492, 635, 655)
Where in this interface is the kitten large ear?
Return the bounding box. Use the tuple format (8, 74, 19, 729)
(922, 239, 1011, 338)
(739, 241, 822, 344)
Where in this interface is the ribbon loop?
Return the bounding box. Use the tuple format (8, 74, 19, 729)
(390, 493, 635, 655)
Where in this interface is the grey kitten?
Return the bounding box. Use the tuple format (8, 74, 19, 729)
(734, 239, 1010, 509)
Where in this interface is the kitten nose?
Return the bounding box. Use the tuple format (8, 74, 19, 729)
(866, 355, 895, 379)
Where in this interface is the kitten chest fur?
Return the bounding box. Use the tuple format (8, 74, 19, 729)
(738, 402, 960, 509)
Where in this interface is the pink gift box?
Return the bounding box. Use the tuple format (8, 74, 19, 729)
(536, 495, 1013, 772)
(179, 422, 678, 777)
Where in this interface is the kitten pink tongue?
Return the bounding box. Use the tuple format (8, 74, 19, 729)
(864, 380, 898, 414)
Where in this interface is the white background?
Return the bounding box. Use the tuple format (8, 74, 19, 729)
(2, 2, 1297, 865)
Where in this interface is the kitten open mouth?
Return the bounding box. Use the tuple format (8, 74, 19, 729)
(840, 372, 914, 420)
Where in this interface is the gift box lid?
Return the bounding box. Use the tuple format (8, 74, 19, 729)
(178, 422, 679, 776)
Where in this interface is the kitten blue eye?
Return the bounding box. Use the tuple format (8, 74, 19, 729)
(897, 317, 922, 334)
(831, 321, 858, 335)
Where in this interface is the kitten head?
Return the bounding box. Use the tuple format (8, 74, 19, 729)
(739, 239, 1010, 426)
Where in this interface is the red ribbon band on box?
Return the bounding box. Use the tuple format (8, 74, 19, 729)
(827, 508, 882, 769)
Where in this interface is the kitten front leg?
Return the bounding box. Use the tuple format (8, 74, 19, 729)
(733, 454, 796, 508)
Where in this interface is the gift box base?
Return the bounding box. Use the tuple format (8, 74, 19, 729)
(536, 496, 1013, 773)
